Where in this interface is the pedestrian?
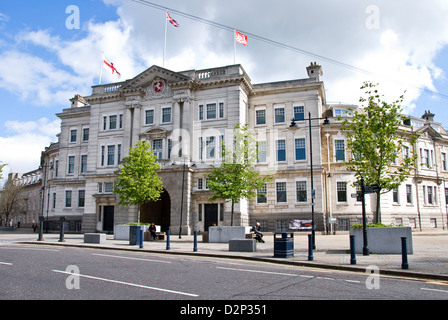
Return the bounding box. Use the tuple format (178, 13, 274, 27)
(149, 223, 157, 240)
(251, 222, 265, 243)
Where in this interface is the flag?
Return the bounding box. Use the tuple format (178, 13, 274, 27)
(235, 30, 248, 46)
(103, 54, 121, 79)
(167, 11, 180, 28)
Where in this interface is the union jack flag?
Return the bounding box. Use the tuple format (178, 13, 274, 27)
(167, 11, 180, 28)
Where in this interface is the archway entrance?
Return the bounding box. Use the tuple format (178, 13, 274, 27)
(140, 189, 171, 231)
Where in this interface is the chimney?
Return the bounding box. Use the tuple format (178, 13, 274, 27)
(70, 94, 88, 108)
(306, 62, 323, 81)
(422, 110, 435, 122)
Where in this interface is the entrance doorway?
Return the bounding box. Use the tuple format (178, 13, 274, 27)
(103, 206, 114, 233)
(140, 189, 171, 231)
(204, 204, 218, 231)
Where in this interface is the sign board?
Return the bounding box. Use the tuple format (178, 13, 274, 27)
(289, 220, 312, 230)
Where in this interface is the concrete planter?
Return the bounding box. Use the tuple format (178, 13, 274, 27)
(114, 224, 149, 240)
(350, 227, 413, 254)
(209, 226, 252, 243)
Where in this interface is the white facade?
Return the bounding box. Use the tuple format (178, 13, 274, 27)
(34, 63, 448, 234)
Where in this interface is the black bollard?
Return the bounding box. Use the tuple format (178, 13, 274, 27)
(139, 228, 143, 249)
(308, 234, 314, 261)
(58, 217, 66, 242)
(193, 231, 198, 252)
(350, 235, 357, 264)
(166, 230, 170, 250)
(401, 237, 409, 269)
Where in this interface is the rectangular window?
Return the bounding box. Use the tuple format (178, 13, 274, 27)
(335, 140, 345, 161)
(257, 184, 267, 204)
(219, 102, 225, 118)
(257, 141, 267, 163)
(296, 181, 307, 203)
(276, 140, 286, 162)
(101, 146, 105, 166)
(109, 115, 117, 130)
(274, 106, 285, 123)
(68, 156, 75, 174)
(256, 109, 266, 125)
(442, 153, 447, 171)
(295, 138, 306, 161)
(145, 110, 154, 125)
(103, 116, 107, 130)
(197, 178, 203, 190)
(107, 145, 115, 166)
(198, 105, 204, 120)
(294, 106, 305, 121)
(117, 144, 122, 163)
(104, 183, 114, 193)
(199, 137, 203, 160)
(206, 103, 217, 119)
(406, 184, 412, 204)
(119, 114, 123, 129)
(153, 139, 163, 159)
(83, 128, 89, 141)
(337, 182, 347, 202)
(70, 129, 77, 143)
(206, 137, 216, 159)
(81, 155, 87, 173)
(52, 192, 56, 209)
(276, 182, 287, 203)
(427, 186, 433, 204)
(162, 107, 171, 123)
(65, 190, 72, 208)
(403, 146, 409, 160)
(393, 188, 399, 203)
(78, 190, 85, 208)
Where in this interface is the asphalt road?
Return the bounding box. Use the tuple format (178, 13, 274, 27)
(1, 244, 447, 309)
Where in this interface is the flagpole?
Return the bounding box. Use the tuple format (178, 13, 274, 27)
(164, 10, 168, 68)
(99, 51, 104, 85)
(234, 30, 236, 64)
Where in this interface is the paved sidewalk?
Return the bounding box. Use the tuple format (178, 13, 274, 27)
(1, 228, 448, 281)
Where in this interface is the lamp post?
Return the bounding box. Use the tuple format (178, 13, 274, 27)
(290, 113, 330, 250)
(37, 162, 53, 241)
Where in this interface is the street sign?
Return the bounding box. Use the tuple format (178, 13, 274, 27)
(364, 185, 381, 194)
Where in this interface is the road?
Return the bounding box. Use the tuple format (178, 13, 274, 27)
(1, 243, 447, 308)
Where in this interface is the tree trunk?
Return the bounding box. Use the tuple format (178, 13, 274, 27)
(231, 200, 234, 226)
(375, 191, 381, 223)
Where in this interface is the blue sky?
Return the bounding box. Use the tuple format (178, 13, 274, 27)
(1, 0, 448, 181)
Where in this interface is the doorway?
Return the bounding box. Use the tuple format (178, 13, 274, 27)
(204, 204, 218, 231)
(103, 206, 114, 233)
(140, 189, 171, 231)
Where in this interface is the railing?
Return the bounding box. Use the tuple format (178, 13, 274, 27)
(196, 68, 227, 80)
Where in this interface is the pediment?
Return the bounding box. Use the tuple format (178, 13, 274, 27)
(120, 65, 191, 91)
(416, 124, 443, 139)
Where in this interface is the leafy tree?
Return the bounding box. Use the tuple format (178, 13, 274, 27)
(0, 178, 25, 226)
(340, 82, 417, 223)
(206, 124, 272, 226)
(114, 141, 164, 222)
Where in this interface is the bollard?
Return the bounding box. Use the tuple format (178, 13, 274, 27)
(58, 217, 66, 242)
(193, 231, 198, 252)
(401, 237, 409, 269)
(166, 230, 170, 250)
(139, 228, 144, 249)
(350, 235, 356, 265)
(308, 234, 314, 261)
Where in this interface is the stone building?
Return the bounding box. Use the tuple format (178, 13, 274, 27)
(36, 63, 448, 234)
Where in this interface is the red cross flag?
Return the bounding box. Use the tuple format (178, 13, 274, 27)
(103, 54, 121, 79)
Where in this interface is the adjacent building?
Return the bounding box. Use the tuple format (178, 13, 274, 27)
(7, 63, 446, 233)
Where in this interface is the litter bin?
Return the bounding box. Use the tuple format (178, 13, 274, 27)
(274, 233, 294, 258)
(129, 225, 139, 245)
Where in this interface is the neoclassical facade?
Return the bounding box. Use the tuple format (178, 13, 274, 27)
(32, 63, 448, 234)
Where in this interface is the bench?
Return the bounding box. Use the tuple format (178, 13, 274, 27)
(144, 231, 165, 241)
(229, 239, 257, 252)
(84, 233, 106, 244)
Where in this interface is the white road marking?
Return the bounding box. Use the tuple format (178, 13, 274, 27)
(0, 262, 13, 266)
(217, 266, 301, 277)
(52, 269, 199, 297)
(421, 287, 448, 294)
(92, 253, 172, 264)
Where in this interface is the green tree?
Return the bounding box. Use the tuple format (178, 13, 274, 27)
(114, 141, 164, 222)
(340, 82, 417, 223)
(206, 124, 272, 226)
